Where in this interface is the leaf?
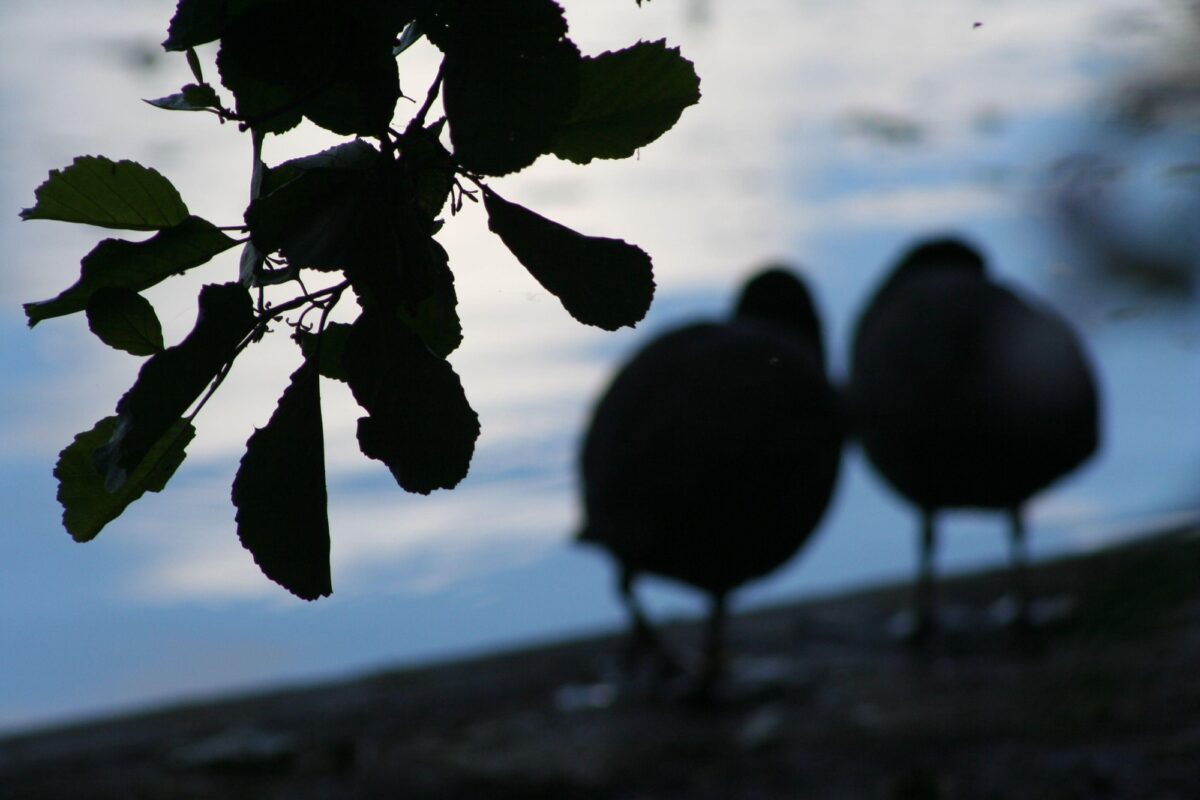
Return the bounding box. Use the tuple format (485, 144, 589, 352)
(551, 40, 701, 164)
(185, 48, 205, 83)
(145, 83, 221, 112)
(343, 311, 479, 494)
(162, 0, 276, 51)
(297, 321, 353, 383)
(216, 0, 409, 136)
(261, 139, 380, 197)
(248, 170, 367, 266)
(24, 216, 238, 326)
(86, 287, 165, 356)
(55, 417, 195, 542)
(246, 140, 381, 268)
(432, 0, 582, 175)
(393, 20, 423, 55)
(483, 189, 655, 330)
(398, 121, 454, 220)
(21, 156, 190, 231)
(163, 0, 225, 51)
(95, 282, 255, 492)
(232, 356, 332, 600)
(394, 237, 461, 357)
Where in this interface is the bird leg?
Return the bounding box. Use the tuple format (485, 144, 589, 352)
(1007, 506, 1031, 635)
(692, 590, 728, 701)
(618, 568, 684, 685)
(911, 510, 939, 648)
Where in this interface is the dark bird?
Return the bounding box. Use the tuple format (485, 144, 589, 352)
(849, 237, 1100, 644)
(578, 267, 844, 696)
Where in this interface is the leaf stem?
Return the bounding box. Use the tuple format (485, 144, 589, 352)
(183, 280, 350, 425)
(406, 60, 446, 136)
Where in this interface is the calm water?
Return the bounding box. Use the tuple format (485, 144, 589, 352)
(2, 0, 1197, 731)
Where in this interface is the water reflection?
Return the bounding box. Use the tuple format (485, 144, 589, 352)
(1, 0, 1197, 730)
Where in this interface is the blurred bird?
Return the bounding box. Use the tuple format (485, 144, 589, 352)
(849, 237, 1100, 644)
(579, 267, 844, 696)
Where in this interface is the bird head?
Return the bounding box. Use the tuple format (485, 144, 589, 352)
(734, 265, 824, 362)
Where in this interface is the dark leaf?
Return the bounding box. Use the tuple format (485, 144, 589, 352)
(24, 216, 238, 326)
(216, 0, 409, 136)
(163, 0, 226, 51)
(398, 121, 454, 220)
(246, 140, 381, 268)
(163, 0, 277, 51)
(185, 47, 205, 83)
(433, 0, 582, 175)
(343, 311, 478, 494)
(483, 189, 654, 330)
(261, 139, 380, 196)
(232, 356, 332, 600)
(337, 195, 462, 356)
(298, 321, 353, 383)
(21, 156, 189, 231)
(247, 170, 367, 266)
(56, 417, 195, 542)
(145, 83, 222, 112)
(86, 287, 165, 356)
(95, 282, 255, 492)
(551, 40, 701, 164)
(394, 237, 461, 357)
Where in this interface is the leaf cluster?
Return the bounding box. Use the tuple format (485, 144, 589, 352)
(20, 0, 700, 599)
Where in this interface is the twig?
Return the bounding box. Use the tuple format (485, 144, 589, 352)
(406, 60, 446, 135)
(184, 280, 350, 425)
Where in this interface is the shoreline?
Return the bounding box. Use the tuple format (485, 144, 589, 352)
(4, 518, 1200, 798)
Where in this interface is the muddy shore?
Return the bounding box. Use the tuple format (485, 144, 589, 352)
(4, 523, 1200, 799)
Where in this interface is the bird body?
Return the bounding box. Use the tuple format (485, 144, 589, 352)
(579, 268, 843, 691)
(850, 238, 1099, 640)
(581, 319, 840, 594)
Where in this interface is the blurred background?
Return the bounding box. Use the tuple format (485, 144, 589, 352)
(1, 0, 1197, 733)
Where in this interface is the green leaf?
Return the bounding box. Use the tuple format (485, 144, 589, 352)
(86, 287, 165, 356)
(483, 189, 655, 330)
(551, 40, 701, 164)
(56, 417, 195, 542)
(298, 321, 353, 383)
(95, 282, 255, 492)
(216, 0, 409, 136)
(431, 0, 582, 175)
(232, 356, 332, 600)
(343, 311, 479, 494)
(21, 156, 190, 231)
(24, 216, 238, 326)
(145, 83, 221, 112)
(393, 20, 423, 55)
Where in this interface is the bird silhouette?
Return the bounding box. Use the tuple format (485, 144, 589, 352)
(579, 267, 844, 696)
(849, 237, 1100, 645)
